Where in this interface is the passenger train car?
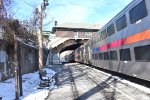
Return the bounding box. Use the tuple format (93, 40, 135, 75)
(74, 0, 150, 81)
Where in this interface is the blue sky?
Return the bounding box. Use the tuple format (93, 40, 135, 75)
(12, 0, 132, 31)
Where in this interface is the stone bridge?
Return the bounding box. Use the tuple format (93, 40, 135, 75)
(47, 37, 89, 64)
(46, 22, 100, 64)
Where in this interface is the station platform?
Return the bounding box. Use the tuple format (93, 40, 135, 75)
(46, 63, 150, 100)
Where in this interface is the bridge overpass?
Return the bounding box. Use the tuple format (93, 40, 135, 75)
(47, 37, 88, 64)
(46, 23, 100, 64)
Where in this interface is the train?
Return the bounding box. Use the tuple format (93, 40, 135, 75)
(74, 0, 150, 81)
(64, 51, 75, 62)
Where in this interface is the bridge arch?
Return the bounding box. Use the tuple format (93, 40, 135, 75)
(59, 43, 83, 54)
(48, 38, 88, 64)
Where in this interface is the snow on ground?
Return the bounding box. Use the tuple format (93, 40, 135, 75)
(0, 68, 56, 100)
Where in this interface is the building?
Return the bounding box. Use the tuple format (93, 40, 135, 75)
(52, 22, 100, 39)
(47, 23, 100, 64)
(0, 21, 39, 81)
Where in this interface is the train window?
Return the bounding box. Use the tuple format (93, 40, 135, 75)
(100, 29, 107, 40)
(98, 36, 101, 42)
(129, 0, 148, 24)
(99, 35, 101, 41)
(92, 54, 94, 59)
(116, 15, 127, 31)
(92, 40, 94, 45)
(94, 39, 96, 44)
(107, 24, 115, 36)
(103, 52, 110, 60)
(94, 54, 97, 60)
(96, 37, 98, 43)
(110, 51, 118, 60)
(120, 48, 131, 61)
(94, 54, 96, 60)
(93, 39, 95, 44)
(93, 54, 95, 60)
(134, 45, 150, 61)
(97, 54, 99, 60)
(99, 53, 103, 60)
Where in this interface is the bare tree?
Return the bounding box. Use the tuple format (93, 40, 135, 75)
(3, 19, 38, 45)
(0, 0, 13, 19)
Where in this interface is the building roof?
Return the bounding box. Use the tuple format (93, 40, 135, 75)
(52, 22, 101, 32)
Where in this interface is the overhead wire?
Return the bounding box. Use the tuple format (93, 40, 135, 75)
(21, 0, 35, 8)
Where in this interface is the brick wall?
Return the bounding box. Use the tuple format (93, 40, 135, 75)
(55, 29, 98, 38)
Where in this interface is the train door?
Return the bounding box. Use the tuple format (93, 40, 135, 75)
(108, 50, 119, 71)
(117, 48, 133, 74)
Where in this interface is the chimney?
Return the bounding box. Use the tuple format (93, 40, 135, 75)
(55, 21, 57, 26)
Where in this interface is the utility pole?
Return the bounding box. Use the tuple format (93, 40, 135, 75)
(14, 35, 19, 100)
(38, 0, 49, 71)
(38, 4, 43, 71)
(18, 42, 23, 96)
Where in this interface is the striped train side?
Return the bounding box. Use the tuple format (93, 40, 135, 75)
(74, 0, 150, 81)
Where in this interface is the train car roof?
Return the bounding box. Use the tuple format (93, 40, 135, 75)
(77, 0, 144, 47)
(100, 0, 142, 31)
(89, 0, 143, 42)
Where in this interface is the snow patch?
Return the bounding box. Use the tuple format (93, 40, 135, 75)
(0, 68, 56, 100)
